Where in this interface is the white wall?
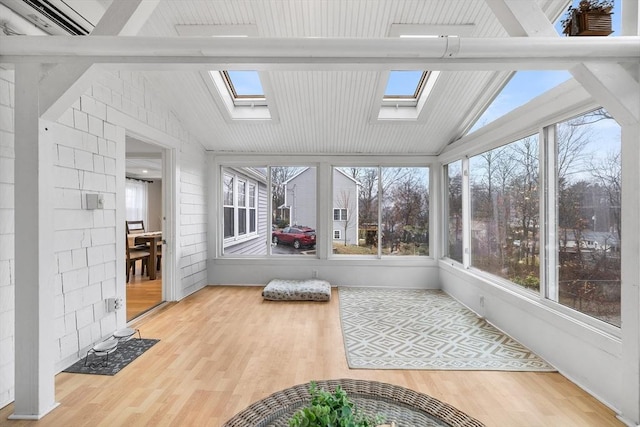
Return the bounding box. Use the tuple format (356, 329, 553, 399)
(0, 67, 208, 409)
(439, 263, 622, 412)
(0, 70, 15, 409)
(147, 179, 162, 232)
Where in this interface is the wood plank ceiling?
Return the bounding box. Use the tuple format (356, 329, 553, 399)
(89, 1, 571, 154)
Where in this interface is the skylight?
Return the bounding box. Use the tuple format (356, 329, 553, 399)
(222, 70, 265, 99)
(384, 70, 428, 99)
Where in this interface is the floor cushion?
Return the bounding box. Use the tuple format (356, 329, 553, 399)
(262, 279, 332, 301)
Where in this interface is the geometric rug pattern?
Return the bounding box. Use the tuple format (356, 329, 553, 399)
(339, 288, 555, 371)
(63, 338, 159, 376)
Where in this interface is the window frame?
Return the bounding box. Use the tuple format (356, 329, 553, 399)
(221, 70, 267, 106)
(440, 107, 622, 333)
(333, 208, 348, 221)
(222, 170, 260, 247)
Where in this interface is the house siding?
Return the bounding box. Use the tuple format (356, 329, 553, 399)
(286, 168, 316, 229)
(224, 181, 268, 255)
(0, 68, 208, 409)
(332, 170, 358, 245)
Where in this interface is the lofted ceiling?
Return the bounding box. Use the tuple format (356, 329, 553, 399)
(1, 0, 571, 154)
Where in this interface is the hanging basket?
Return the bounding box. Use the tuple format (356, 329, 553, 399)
(564, 10, 613, 36)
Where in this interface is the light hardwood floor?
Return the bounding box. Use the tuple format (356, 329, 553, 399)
(126, 268, 163, 321)
(0, 286, 623, 426)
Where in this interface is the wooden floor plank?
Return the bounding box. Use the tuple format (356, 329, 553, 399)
(0, 286, 623, 426)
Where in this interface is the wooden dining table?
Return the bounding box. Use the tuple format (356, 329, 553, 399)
(130, 231, 162, 280)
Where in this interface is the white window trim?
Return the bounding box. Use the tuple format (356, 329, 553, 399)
(334, 229, 341, 240)
(223, 171, 259, 247)
(333, 208, 348, 221)
(375, 71, 440, 121)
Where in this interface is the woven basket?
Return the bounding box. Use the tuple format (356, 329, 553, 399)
(223, 378, 485, 427)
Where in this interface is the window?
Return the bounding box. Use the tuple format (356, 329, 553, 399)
(238, 179, 247, 235)
(332, 167, 377, 255)
(223, 174, 234, 239)
(334, 209, 348, 221)
(125, 178, 148, 225)
(377, 70, 440, 120)
(221, 70, 266, 102)
(332, 166, 429, 256)
(271, 166, 317, 256)
(249, 183, 257, 233)
(552, 108, 621, 326)
(207, 71, 273, 120)
(222, 168, 266, 255)
(446, 161, 463, 263)
(384, 70, 428, 102)
(469, 134, 540, 290)
(381, 167, 430, 256)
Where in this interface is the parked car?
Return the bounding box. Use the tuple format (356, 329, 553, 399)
(272, 226, 316, 249)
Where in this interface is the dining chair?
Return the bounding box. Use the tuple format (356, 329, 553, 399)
(126, 220, 149, 250)
(126, 234, 150, 282)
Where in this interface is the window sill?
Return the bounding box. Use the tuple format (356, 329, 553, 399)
(223, 233, 260, 248)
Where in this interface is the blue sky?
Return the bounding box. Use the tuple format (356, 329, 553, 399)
(469, 0, 622, 133)
(226, 70, 264, 96)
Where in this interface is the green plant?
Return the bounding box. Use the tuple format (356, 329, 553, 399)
(289, 382, 385, 427)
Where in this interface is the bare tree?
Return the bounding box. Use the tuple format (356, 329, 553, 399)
(270, 166, 301, 224)
(590, 151, 621, 241)
(336, 190, 356, 246)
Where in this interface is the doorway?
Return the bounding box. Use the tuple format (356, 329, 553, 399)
(125, 136, 165, 321)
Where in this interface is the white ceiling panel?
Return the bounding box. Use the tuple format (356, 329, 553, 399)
(5, 0, 571, 154)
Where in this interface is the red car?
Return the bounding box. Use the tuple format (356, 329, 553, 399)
(272, 226, 316, 249)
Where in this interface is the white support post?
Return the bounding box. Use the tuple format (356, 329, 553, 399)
(619, 122, 640, 426)
(10, 64, 58, 420)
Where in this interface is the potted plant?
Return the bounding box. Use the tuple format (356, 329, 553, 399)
(289, 382, 390, 427)
(561, 0, 613, 36)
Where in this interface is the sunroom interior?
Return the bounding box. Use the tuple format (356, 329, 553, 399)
(0, 0, 639, 425)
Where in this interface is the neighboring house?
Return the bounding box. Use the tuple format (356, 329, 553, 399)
(282, 168, 359, 245)
(558, 230, 621, 253)
(222, 167, 268, 255)
(282, 167, 317, 230)
(332, 169, 359, 246)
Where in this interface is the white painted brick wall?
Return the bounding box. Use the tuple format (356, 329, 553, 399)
(0, 70, 14, 409)
(1, 66, 209, 408)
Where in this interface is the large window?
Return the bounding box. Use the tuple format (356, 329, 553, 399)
(448, 108, 621, 328)
(271, 166, 317, 256)
(469, 135, 540, 290)
(332, 166, 429, 257)
(446, 161, 463, 263)
(552, 108, 621, 326)
(222, 167, 267, 255)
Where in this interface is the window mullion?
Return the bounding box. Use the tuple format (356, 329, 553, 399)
(461, 157, 471, 268)
(542, 125, 558, 300)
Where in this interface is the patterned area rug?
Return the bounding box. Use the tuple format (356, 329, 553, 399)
(63, 338, 159, 376)
(339, 288, 555, 371)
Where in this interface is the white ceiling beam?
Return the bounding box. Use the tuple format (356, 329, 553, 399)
(91, 0, 159, 36)
(37, 0, 159, 121)
(2, 35, 638, 63)
(571, 62, 640, 125)
(484, 0, 558, 37)
(486, 0, 640, 123)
